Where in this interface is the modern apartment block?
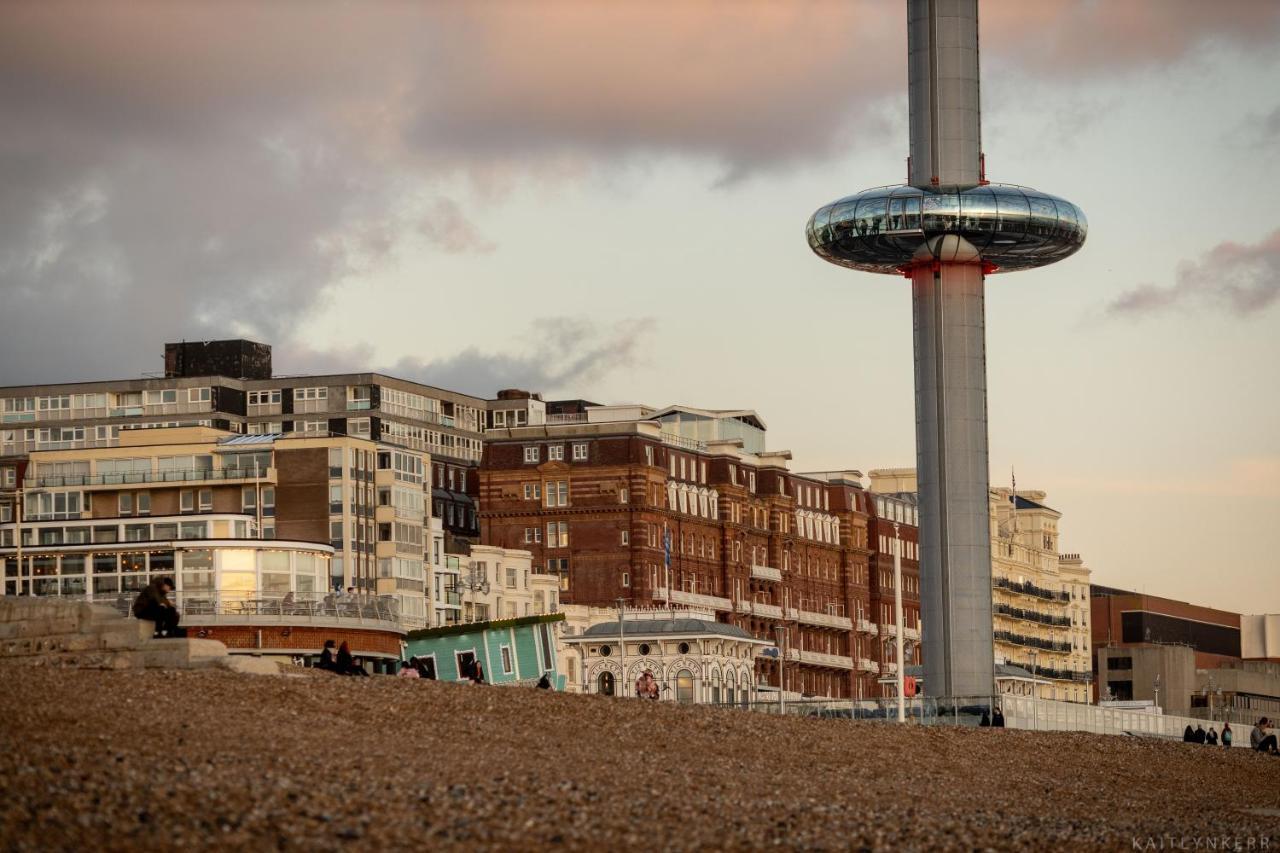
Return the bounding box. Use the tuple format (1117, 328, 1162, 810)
(478, 403, 880, 700)
(0, 338, 488, 547)
(0, 426, 435, 629)
(868, 469, 1093, 703)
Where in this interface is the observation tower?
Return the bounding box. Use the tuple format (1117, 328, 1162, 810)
(806, 0, 1086, 699)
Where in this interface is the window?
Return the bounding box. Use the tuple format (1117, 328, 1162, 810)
(505, 566, 517, 588)
(620, 530, 629, 545)
(524, 446, 539, 464)
(180, 490, 194, 513)
(348, 418, 371, 438)
(500, 646, 514, 674)
(621, 572, 630, 587)
(247, 390, 281, 406)
(523, 483, 541, 501)
(188, 387, 211, 403)
(546, 522, 568, 548)
(119, 493, 133, 516)
(619, 487, 628, 504)
(1, 468, 15, 488)
(548, 444, 564, 461)
(645, 446, 654, 466)
(136, 492, 150, 516)
(572, 443, 588, 461)
(295, 386, 327, 401)
(544, 480, 569, 508)
(198, 488, 213, 511)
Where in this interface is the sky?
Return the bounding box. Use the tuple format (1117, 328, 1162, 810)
(1, 1, 1277, 614)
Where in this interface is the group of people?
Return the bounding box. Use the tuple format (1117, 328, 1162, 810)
(978, 707, 1006, 727)
(1183, 723, 1229, 746)
(634, 670, 660, 700)
(397, 656, 441, 681)
(316, 639, 367, 676)
(1183, 718, 1279, 754)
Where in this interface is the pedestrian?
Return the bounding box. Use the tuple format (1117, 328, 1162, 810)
(1193, 724, 1207, 744)
(537, 673, 552, 690)
(336, 641, 368, 677)
(1250, 718, 1279, 754)
(398, 661, 420, 679)
(1207, 727, 1218, 746)
(991, 706, 1005, 728)
(318, 640, 337, 671)
(979, 709, 991, 727)
(1222, 723, 1234, 749)
(472, 660, 485, 684)
(1183, 725, 1195, 743)
(132, 576, 185, 638)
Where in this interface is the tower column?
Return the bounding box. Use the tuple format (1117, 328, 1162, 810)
(912, 261, 994, 698)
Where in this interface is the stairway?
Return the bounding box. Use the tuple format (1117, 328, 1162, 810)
(0, 598, 278, 675)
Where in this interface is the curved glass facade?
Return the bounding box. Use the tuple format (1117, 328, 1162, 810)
(807, 184, 1087, 274)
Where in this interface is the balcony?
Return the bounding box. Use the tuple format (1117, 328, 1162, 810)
(659, 432, 707, 452)
(993, 576, 1069, 603)
(993, 602, 1071, 628)
(666, 589, 732, 612)
(857, 619, 878, 636)
(904, 626, 920, 641)
(752, 602, 783, 619)
(735, 600, 752, 615)
(993, 629, 1072, 653)
(796, 610, 853, 630)
(749, 564, 782, 582)
(858, 658, 877, 673)
(26, 467, 275, 489)
(546, 413, 588, 424)
(796, 650, 855, 670)
(92, 591, 405, 630)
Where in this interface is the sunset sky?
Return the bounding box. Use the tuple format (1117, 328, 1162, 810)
(1, 1, 1277, 613)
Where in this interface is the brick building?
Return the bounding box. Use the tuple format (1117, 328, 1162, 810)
(478, 404, 880, 699)
(863, 489, 922, 695)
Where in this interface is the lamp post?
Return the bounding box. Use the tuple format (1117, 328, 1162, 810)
(1206, 675, 1217, 724)
(893, 521, 906, 723)
(1153, 673, 1161, 712)
(1029, 649, 1039, 730)
(775, 624, 786, 715)
(457, 562, 489, 624)
(616, 596, 627, 698)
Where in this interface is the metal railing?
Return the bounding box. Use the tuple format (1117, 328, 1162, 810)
(993, 629, 1072, 653)
(90, 591, 402, 627)
(993, 576, 1069, 602)
(659, 432, 707, 452)
(25, 467, 273, 488)
(994, 602, 1071, 627)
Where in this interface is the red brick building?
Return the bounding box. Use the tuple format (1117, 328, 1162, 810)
(479, 408, 881, 699)
(865, 492, 922, 696)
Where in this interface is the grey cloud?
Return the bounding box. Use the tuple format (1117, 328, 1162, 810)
(275, 318, 655, 399)
(1, 2, 1277, 387)
(1106, 230, 1280, 319)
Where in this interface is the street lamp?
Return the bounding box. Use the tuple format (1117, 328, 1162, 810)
(774, 624, 787, 715)
(457, 561, 489, 623)
(616, 596, 627, 698)
(1153, 673, 1161, 711)
(892, 521, 905, 723)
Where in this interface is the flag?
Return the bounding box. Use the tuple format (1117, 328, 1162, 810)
(663, 523, 671, 569)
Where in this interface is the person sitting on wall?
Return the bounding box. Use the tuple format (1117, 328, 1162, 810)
(979, 709, 991, 727)
(398, 661, 420, 679)
(1193, 725, 1207, 744)
(991, 706, 1005, 728)
(132, 576, 184, 638)
(1183, 725, 1195, 743)
(317, 640, 337, 671)
(1250, 718, 1279, 754)
(1207, 727, 1219, 746)
(537, 673, 552, 690)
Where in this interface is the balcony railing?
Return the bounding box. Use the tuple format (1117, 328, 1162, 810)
(857, 619, 878, 636)
(749, 564, 782, 582)
(796, 610, 853, 630)
(88, 591, 403, 629)
(659, 432, 707, 452)
(993, 576, 1069, 602)
(993, 629, 1072, 653)
(735, 600, 752, 615)
(993, 602, 1071, 628)
(752, 602, 783, 619)
(796, 650, 855, 670)
(25, 467, 274, 489)
(858, 658, 877, 673)
(669, 589, 732, 611)
(546, 413, 588, 424)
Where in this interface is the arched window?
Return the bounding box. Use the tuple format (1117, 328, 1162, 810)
(711, 668, 721, 705)
(724, 670, 736, 707)
(598, 671, 615, 696)
(676, 669, 695, 704)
